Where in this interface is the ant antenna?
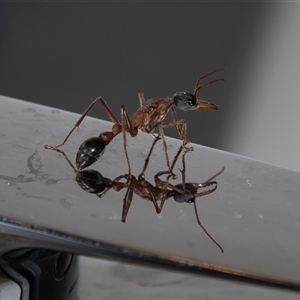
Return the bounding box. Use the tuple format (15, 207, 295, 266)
(179, 148, 225, 252)
(193, 67, 226, 95)
(194, 78, 225, 96)
(193, 196, 224, 253)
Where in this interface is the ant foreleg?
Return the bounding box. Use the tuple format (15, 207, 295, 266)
(120, 105, 138, 137)
(170, 106, 185, 141)
(153, 143, 184, 185)
(169, 107, 193, 151)
(138, 134, 161, 179)
(158, 125, 178, 180)
(177, 145, 194, 192)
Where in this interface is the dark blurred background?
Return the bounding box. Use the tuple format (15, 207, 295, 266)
(1, 2, 300, 171)
(0, 2, 266, 148)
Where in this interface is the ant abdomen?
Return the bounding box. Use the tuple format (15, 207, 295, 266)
(76, 137, 106, 170)
(173, 183, 197, 203)
(76, 169, 107, 194)
(173, 92, 197, 111)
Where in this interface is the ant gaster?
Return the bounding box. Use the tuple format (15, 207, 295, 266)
(54, 134, 225, 253)
(44, 68, 225, 176)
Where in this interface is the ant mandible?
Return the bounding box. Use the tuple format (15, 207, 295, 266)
(44, 68, 226, 177)
(54, 134, 225, 253)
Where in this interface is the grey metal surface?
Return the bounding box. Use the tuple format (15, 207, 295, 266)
(1, 95, 300, 290)
(78, 257, 300, 300)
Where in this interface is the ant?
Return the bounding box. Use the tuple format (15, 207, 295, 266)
(44, 68, 225, 177)
(52, 133, 225, 253)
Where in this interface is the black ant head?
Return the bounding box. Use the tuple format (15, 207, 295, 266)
(173, 69, 227, 111)
(76, 169, 107, 194)
(76, 137, 106, 170)
(173, 92, 197, 111)
(173, 91, 218, 111)
(173, 181, 218, 204)
(173, 183, 198, 203)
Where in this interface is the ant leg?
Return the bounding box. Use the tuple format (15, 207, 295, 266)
(152, 178, 185, 214)
(45, 97, 121, 150)
(138, 134, 161, 179)
(178, 148, 187, 192)
(154, 144, 185, 194)
(143, 121, 181, 180)
(158, 125, 178, 179)
(146, 117, 185, 180)
(45, 98, 101, 150)
(169, 144, 184, 176)
(152, 116, 192, 153)
(177, 145, 194, 192)
(50, 148, 78, 173)
(138, 92, 146, 107)
(153, 142, 184, 187)
(120, 105, 138, 137)
(121, 186, 134, 223)
(151, 144, 192, 215)
(121, 106, 132, 176)
(170, 106, 184, 140)
(169, 107, 193, 151)
(110, 174, 134, 223)
(98, 97, 121, 124)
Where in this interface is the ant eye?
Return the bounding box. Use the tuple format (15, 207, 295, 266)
(173, 92, 196, 111)
(187, 99, 196, 106)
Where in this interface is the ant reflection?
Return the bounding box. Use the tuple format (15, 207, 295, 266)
(45, 68, 225, 178)
(54, 135, 225, 253)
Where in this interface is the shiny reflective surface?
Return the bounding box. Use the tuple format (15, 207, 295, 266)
(1, 95, 300, 291)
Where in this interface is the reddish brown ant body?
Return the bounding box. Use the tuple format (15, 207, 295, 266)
(54, 134, 225, 253)
(45, 68, 225, 176)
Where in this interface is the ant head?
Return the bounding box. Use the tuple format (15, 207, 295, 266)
(173, 92, 197, 111)
(174, 180, 218, 204)
(173, 183, 198, 203)
(76, 169, 107, 194)
(173, 68, 227, 112)
(173, 91, 218, 111)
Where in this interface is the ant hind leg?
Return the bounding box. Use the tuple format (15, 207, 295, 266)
(45, 97, 120, 150)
